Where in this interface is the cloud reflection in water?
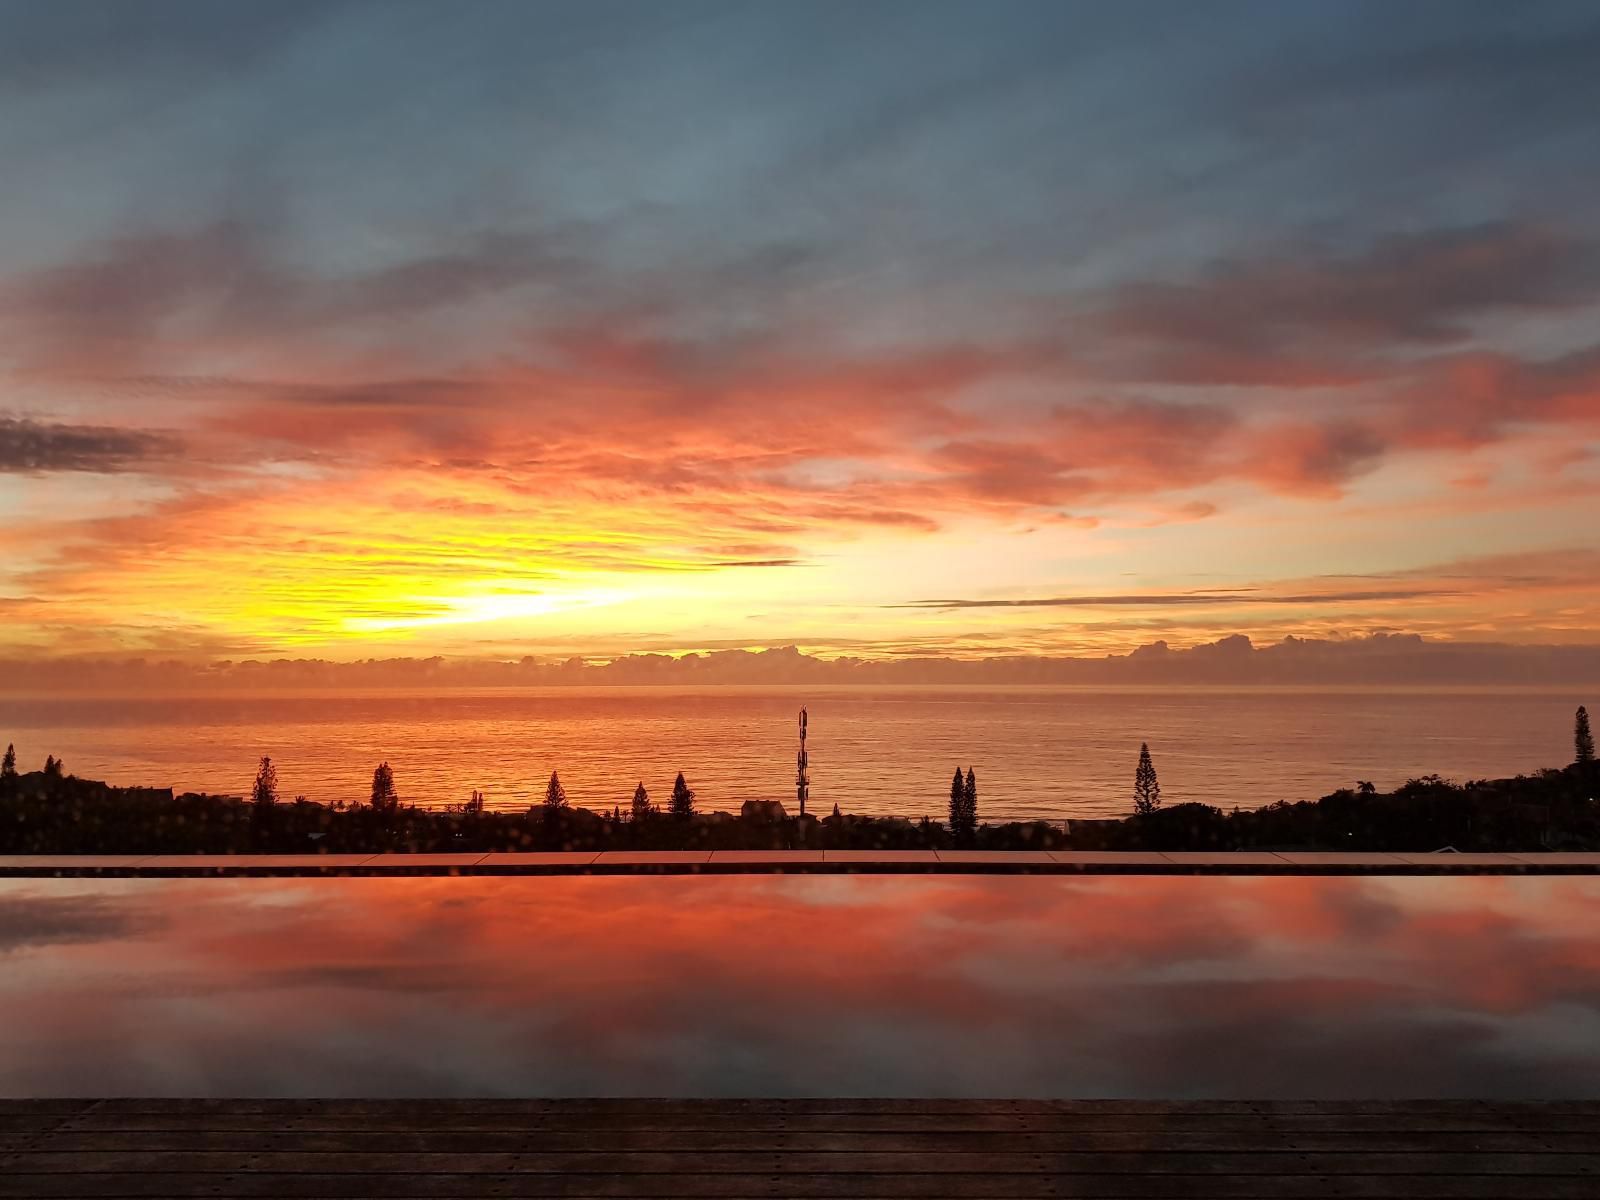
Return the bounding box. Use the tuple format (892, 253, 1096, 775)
(1, 874, 1596, 1097)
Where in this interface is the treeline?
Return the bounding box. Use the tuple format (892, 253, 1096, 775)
(3, 759, 1596, 856)
(0, 768, 1051, 856)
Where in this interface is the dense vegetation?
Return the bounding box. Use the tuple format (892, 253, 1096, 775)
(1, 760, 1594, 855)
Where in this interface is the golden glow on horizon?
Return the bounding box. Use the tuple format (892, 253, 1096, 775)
(341, 585, 631, 634)
(8, 444, 1600, 663)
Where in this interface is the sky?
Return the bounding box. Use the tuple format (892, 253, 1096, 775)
(3, 0, 1599, 665)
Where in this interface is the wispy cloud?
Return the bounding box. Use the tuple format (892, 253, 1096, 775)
(0, 416, 176, 474)
(894, 587, 1459, 610)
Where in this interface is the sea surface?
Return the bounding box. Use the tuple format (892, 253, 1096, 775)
(3, 874, 1597, 1097)
(0, 685, 1587, 822)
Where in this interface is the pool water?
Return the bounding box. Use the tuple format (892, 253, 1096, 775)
(2, 875, 1597, 1097)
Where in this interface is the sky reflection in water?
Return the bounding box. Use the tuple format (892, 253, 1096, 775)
(2, 875, 1598, 1098)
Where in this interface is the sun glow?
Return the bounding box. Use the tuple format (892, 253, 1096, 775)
(341, 585, 631, 633)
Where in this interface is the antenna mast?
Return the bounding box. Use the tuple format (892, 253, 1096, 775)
(796, 707, 809, 817)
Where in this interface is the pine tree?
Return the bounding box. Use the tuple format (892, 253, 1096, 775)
(631, 781, 652, 822)
(1, 743, 15, 780)
(949, 767, 977, 844)
(1134, 743, 1161, 815)
(1576, 706, 1595, 766)
(370, 762, 399, 812)
(43, 754, 62, 778)
(251, 756, 278, 808)
(544, 770, 568, 810)
(670, 772, 695, 818)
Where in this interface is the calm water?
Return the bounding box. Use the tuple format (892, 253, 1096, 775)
(0, 686, 1587, 821)
(2, 875, 1597, 1098)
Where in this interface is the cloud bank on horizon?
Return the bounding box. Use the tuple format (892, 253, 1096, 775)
(1, 0, 1598, 664)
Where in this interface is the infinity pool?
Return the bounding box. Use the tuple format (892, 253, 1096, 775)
(2, 875, 1597, 1097)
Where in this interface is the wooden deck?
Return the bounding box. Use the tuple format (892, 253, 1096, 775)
(1, 1099, 1596, 1197)
(2, 850, 1598, 876)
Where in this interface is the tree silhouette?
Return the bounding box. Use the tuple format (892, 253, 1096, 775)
(369, 762, 399, 813)
(1, 743, 15, 780)
(544, 770, 568, 810)
(948, 766, 976, 844)
(251, 756, 278, 808)
(1356, 780, 1376, 796)
(631, 782, 651, 822)
(43, 754, 62, 778)
(670, 772, 695, 818)
(1134, 743, 1161, 815)
(1577, 706, 1595, 766)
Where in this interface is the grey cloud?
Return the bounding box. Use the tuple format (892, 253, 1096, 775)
(0, 416, 176, 473)
(1090, 224, 1600, 367)
(0, 0, 343, 93)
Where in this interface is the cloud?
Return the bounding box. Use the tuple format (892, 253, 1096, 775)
(9, 627, 1600, 691)
(1231, 10, 1600, 140)
(1085, 223, 1600, 383)
(3, 220, 606, 376)
(1390, 344, 1600, 449)
(1236, 420, 1386, 495)
(9, 213, 1598, 512)
(0, 0, 338, 93)
(894, 587, 1458, 610)
(0, 416, 175, 473)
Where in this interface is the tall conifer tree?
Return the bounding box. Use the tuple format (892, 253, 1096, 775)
(1134, 743, 1161, 815)
(545, 770, 568, 810)
(1576, 706, 1595, 765)
(670, 772, 695, 818)
(251, 756, 278, 808)
(370, 762, 399, 812)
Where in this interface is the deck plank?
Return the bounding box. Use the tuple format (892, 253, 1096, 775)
(2, 1100, 1592, 1198)
(2, 1172, 1596, 1198)
(29, 1111, 1600, 1135)
(11, 1129, 1595, 1154)
(10, 1149, 1599, 1174)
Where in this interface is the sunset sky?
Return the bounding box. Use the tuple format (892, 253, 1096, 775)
(3, 0, 1599, 663)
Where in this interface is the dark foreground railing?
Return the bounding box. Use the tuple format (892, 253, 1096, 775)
(2, 850, 1599, 876)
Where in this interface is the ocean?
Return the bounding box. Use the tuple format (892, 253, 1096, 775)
(0, 685, 1587, 822)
